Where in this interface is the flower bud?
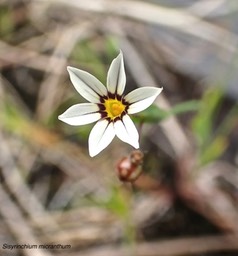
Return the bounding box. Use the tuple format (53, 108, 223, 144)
(116, 150, 144, 182)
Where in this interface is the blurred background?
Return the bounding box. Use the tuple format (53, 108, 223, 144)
(1, 0, 238, 255)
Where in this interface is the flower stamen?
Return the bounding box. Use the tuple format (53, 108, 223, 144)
(104, 98, 126, 119)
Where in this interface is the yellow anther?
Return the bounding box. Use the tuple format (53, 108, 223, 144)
(104, 99, 126, 119)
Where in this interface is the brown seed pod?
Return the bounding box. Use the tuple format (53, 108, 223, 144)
(116, 150, 144, 182)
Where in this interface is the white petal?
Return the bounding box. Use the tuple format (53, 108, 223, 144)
(67, 66, 107, 103)
(114, 115, 139, 149)
(107, 50, 126, 96)
(58, 103, 101, 126)
(125, 87, 163, 114)
(89, 120, 115, 157)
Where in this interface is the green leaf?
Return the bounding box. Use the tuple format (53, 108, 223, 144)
(133, 100, 200, 124)
(133, 104, 169, 123)
(170, 100, 201, 115)
(199, 136, 227, 165)
(191, 88, 223, 147)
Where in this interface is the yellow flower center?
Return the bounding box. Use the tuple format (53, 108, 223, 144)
(104, 99, 126, 119)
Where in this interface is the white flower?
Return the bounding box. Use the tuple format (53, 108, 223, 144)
(59, 51, 163, 157)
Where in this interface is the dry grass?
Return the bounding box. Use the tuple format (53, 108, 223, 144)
(1, 1, 238, 256)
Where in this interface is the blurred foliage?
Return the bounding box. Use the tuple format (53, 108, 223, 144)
(133, 100, 201, 124)
(87, 185, 136, 245)
(70, 36, 118, 84)
(88, 186, 130, 218)
(192, 89, 223, 148)
(0, 5, 13, 38)
(71, 41, 106, 83)
(191, 88, 238, 166)
(1, 94, 25, 133)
